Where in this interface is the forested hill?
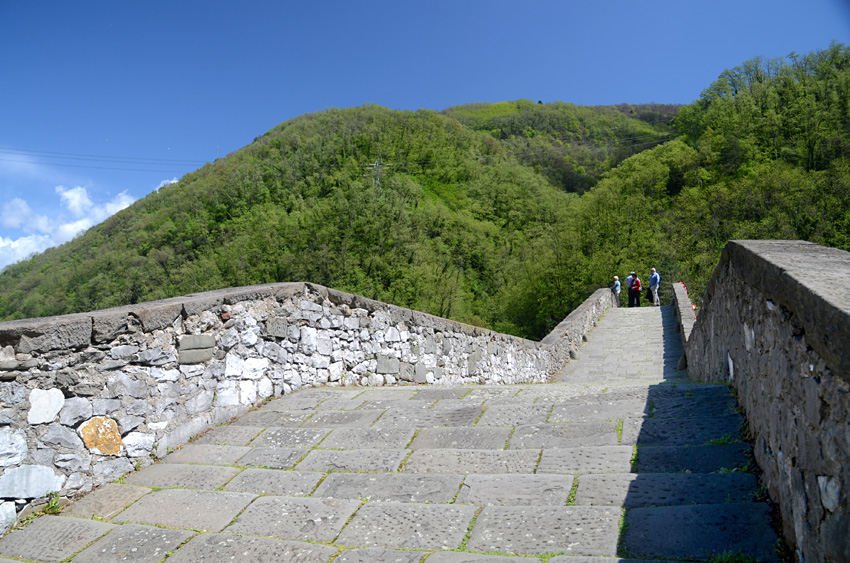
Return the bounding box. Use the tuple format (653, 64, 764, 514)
(1, 43, 848, 339)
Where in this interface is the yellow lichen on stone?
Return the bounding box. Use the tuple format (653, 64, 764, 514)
(79, 416, 123, 455)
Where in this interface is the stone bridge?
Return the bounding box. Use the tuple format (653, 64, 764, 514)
(0, 240, 845, 562)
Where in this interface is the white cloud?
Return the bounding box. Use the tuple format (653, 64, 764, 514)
(0, 234, 52, 270)
(56, 185, 94, 217)
(1, 198, 51, 233)
(157, 177, 178, 189)
(0, 187, 137, 270)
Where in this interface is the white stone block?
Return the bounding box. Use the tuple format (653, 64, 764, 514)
(0, 429, 27, 467)
(243, 357, 269, 380)
(258, 377, 274, 400)
(225, 354, 245, 378)
(123, 432, 155, 457)
(240, 381, 257, 405)
(216, 381, 240, 407)
(27, 388, 65, 425)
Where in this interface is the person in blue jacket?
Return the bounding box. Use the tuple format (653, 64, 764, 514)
(649, 267, 660, 306)
(611, 276, 621, 307)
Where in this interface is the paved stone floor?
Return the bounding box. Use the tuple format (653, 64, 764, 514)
(0, 306, 781, 562)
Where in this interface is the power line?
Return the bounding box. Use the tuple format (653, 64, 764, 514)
(0, 146, 206, 165)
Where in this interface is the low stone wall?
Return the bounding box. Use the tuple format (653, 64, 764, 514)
(675, 240, 849, 563)
(0, 281, 615, 529)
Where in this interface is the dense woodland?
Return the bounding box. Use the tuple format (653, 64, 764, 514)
(1, 44, 848, 340)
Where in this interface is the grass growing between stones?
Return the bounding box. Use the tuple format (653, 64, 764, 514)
(458, 506, 484, 551)
(615, 419, 624, 445)
(616, 507, 633, 558)
(706, 549, 761, 563)
(630, 445, 639, 472)
(566, 475, 580, 506)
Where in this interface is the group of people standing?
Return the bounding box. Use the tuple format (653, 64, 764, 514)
(611, 268, 660, 307)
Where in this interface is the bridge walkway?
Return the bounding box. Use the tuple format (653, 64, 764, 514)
(0, 306, 780, 562)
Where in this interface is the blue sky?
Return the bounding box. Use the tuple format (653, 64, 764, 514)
(2, 0, 848, 269)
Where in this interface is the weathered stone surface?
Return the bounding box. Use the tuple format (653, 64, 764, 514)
(300, 409, 382, 428)
(575, 473, 758, 507)
(237, 448, 308, 469)
(315, 474, 463, 504)
(43, 423, 85, 450)
(623, 504, 779, 562)
(321, 428, 416, 450)
(457, 474, 574, 506)
(116, 489, 256, 532)
(224, 469, 323, 497)
(427, 554, 540, 562)
(334, 548, 428, 563)
(375, 407, 481, 428)
(123, 432, 155, 457)
(537, 446, 634, 475)
(79, 416, 123, 455)
(107, 373, 148, 399)
(0, 502, 15, 534)
(166, 533, 339, 563)
(0, 515, 115, 562)
(633, 444, 752, 473)
(0, 465, 65, 498)
(63, 483, 151, 519)
(508, 422, 619, 449)
(178, 348, 214, 364)
(295, 449, 408, 473)
(59, 397, 93, 427)
(468, 505, 621, 556)
(402, 449, 540, 474)
(336, 503, 477, 550)
(178, 334, 215, 350)
(193, 425, 263, 446)
(410, 427, 511, 450)
(28, 388, 65, 424)
(72, 523, 196, 563)
(163, 444, 251, 466)
(477, 404, 552, 427)
(227, 497, 361, 542)
(0, 429, 27, 466)
(621, 416, 743, 447)
(249, 427, 328, 448)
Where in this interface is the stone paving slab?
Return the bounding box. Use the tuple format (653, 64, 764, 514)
(236, 447, 308, 469)
(295, 449, 408, 472)
(456, 474, 574, 506)
(426, 554, 541, 562)
(71, 523, 196, 563)
(224, 468, 324, 496)
(321, 428, 417, 449)
(163, 443, 252, 465)
(402, 449, 540, 474)
(300, 409, 383, 427)
(314, 398, 368, 410)
(409, 427, 511, 450)
(357, 389, 420, 401)
(649, 395, 737, 419)
(634, 444, 753, 473)
(124, 463, 240, 489)
(0, 516, 115, 562)
(334, 547, 428, 562)
(62, 483, 151, 520)
(536, 446, 634, 474)
(432, 399, 487, 409)
(374, 407, 482, 428)
(411, 388, 470, 401)
(262, 396, 323, 411)
(115, 489, 256, 532)
(476, 404, 552, 426)
(622, 416, 743, 446)
(549, 558, 689, 563)
(358, 399, 433, 410)
(550, 399, 648, 422)
(231, 409, 313, 426)
(467, 505, 621, 556)
(314, 473, 463, 503)
(292, 388, 365, 400)
(250, 427, 329, 448)
(335, 502, 478, 550)
(623, 503, 780, 562)
(192, 425, 264, 446)
(575, 473, 759, 507)
(508, 422, 619, 449)
(165, 532, 340, 563)
(226, 497, 361, 542)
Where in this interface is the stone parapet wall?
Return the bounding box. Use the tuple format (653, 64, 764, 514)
(676, 240, 849, 563)
(0, 281, 614, 529)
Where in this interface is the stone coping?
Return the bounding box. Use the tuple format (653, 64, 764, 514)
(703, 240, 850, 378)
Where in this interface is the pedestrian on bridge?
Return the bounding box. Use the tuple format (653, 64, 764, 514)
(649, 267, 660, 306)
(627, 271, 641, 307)
(611, 276, 621, 307)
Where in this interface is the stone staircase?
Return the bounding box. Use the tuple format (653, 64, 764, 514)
(0, 306, 781, 562)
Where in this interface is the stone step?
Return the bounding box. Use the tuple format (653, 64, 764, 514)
(573, 472, 759, 507)
(623, 503, 780, 562)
